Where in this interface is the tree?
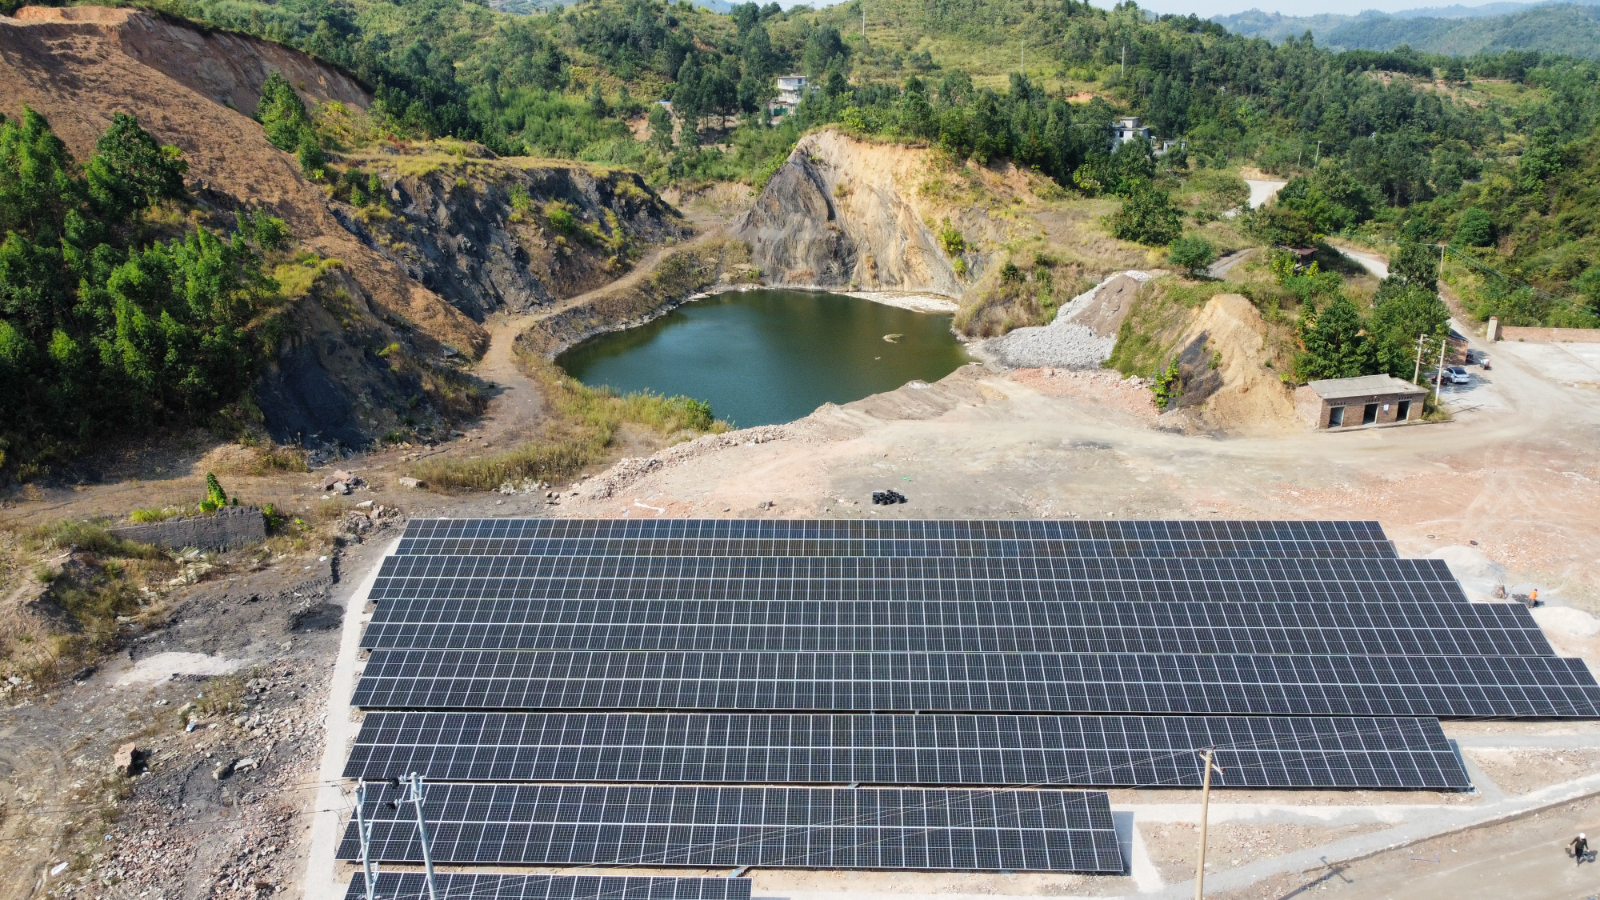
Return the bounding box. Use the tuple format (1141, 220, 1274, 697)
(1454, 207, 1494, 247)
(0, 109, 284, 479)
(648, 104, 675, 153)
(1576, 266, 1600, 316)
(1167, 235, 1216, 276)
(1296, 296, 1375, 381)
(85, 113, 187, 224)
(1518, 126, 1562, 192)
(1388, 242, 1440, 293)
(1368, 282, 1449, 380)
(1109, 182, 1182, 246)
(802, 26, 847, 79)
(257, 72, 315, 153)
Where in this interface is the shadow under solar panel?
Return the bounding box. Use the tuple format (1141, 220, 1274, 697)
(350, 649, 1600, 718)
(342, 711, 1472, 790)
(343, 873, 752, 900)
(335, 784, 1124, 873)
(359, 598, 1551, 657)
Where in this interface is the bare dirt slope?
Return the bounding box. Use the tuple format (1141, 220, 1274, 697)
(0, 6, 487, 358)
(1173, 293, 1300, 434)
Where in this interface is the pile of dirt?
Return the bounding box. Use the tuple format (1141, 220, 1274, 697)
(1171, 293, 1299, 434)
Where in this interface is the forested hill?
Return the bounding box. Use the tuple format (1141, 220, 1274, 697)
(55, 0, 1599, 321)
(1217, 1, 1600, 58)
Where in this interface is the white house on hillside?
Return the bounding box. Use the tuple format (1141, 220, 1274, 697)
(1114, 116, 1151, 146)
(769, 74, 807, 120)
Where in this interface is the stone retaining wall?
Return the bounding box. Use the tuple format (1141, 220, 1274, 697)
(109, 506, 266, 551)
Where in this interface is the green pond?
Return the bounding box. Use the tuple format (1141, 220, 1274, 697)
(556, 289, 972, 427)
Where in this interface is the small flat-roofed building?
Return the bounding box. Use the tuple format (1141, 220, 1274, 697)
(1114, 116, 1151, 146)
(1296, 374, 1429, 430)
(768, 75, 807, 120)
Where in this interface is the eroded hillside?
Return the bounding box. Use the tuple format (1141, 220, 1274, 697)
(0, 6, 690, 452)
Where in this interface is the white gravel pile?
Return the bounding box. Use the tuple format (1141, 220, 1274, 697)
(974, 271, 1152, 369)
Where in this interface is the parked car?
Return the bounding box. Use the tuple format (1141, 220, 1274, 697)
(1442, 365, 1470, 385)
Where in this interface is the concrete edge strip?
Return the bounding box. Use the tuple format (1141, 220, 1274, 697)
(302, 536, 399, 900)
(1170, 774, 1600, 899)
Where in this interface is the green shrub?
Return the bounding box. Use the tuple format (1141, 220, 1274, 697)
(1109, 182, 1183, 246)
(937, 219, 966, 256)
(545, 202, 579, 235)
(1454, 207, 1494, 247)
(1167, 236, 1217, 276)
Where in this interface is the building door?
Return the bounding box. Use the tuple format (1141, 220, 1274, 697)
(1328, 406, 1344, 427)
(1397, 400, 1411, 421)
(1362, 403, 1379, 425)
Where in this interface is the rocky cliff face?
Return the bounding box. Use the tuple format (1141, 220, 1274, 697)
(731, 130, 998, 298)
(345, 157, 690, 320)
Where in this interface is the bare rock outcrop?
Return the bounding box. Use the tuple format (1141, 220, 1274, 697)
(348, 161, 690, 320)
(731, 131, 972, 297)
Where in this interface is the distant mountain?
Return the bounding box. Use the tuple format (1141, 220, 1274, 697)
(1216, 0, 1600, 57)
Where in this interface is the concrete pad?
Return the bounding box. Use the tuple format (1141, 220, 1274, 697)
(1496, 342, 1600, 385)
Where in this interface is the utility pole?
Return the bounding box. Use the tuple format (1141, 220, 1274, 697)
(1433, 333, 1448, 408)
(1314, 140, 1322, 165)
(1121, 44, 1126, 78)
(354, 782, 379, 900)
(404, 773, 439, 900)
(861, 0, 866, 41)
(1413, 333, 1428, 385)
(1193, 748, 1223, 900)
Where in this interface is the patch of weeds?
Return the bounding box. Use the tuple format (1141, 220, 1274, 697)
(195, 671, 247, 717)
(25, 521, 166, 560)
(411, 357, 728, 493)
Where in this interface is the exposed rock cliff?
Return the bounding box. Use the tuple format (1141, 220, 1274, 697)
(344, 156, 690, 320)
(732, 131, 969, 297)
(730, 130, 1151, 336)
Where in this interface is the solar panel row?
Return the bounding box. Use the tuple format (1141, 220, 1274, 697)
(352, 648, 1600, 717)
(344, 712, 1472, 790)
(360, 598, 1551, 657)
(399, 518, 1388, 544)
(369, 556, 1465, 605)
(335, 784, 1125, 873)
(344, 874, 752, 900)
(394, 536, 1398, 560)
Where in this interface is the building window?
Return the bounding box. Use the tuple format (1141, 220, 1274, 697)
(1397, 400, 1411, 421)
(1328, 406, 1344, 427)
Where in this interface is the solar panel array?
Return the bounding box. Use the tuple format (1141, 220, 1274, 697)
(338, 517, 1600, 890)
(346, 712, 1472, 790)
